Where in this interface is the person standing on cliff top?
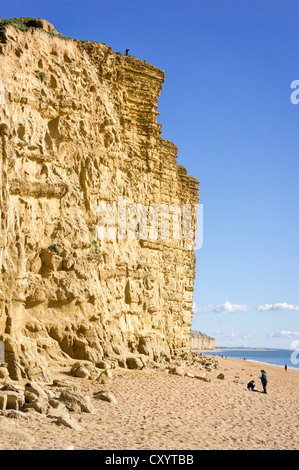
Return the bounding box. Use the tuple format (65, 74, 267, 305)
(260, 370, 268, 394)
(126, 48, 129, 55)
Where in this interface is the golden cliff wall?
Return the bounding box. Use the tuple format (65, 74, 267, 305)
(0, 19, 199, 380)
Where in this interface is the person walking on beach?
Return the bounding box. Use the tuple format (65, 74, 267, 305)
(260, 369, 268, 394)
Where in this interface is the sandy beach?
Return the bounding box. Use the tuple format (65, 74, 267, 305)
(0, 355, 298, 451)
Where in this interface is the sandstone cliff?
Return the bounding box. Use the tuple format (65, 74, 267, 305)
(190, 331, 215, 351)
(0, 18, 199, 380)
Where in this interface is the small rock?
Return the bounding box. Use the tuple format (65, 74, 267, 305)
(89, 371, 101, 381)
(94, 390, 117, 404)
(169, 367, 185, 377)
(217, 373, 225, 380)
(185, 372, 195, 378)
(25, 382, 48, 401)
(0, 392, 7, 410)
(70, 362, 91, 379)
(126, 357, 143, 370)
(0, 390, 25, 410)
(59, 389, 94, 413)
(96, 360, 112, 370)
(43, 389, 56, 400)
(75, 366, 90, 379)
(194, 374, 211, 382)
(97, 373, 107, 385)
(24, 391, 39, 403)
(105, 358, 119, 369)
(1, 383, 23, 392)
(48, 398, 64, 409)
(47, 408, 82, 430)
(23, 398, 48, 414)
(96, 369, 112, 384)
(148, 360, 162, 369)
(52, 379, 76, 389)
(0, 409, 32, 420)
(117, 358, 127, 368)
(57, 414, 82, 431)
(47, 407, 68, 420)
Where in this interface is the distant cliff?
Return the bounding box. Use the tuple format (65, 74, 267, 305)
(190, 330, 215, 350)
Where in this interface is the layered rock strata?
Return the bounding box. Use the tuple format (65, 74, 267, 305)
(190, 330, 215, 351)
(0, 18, 199, 380)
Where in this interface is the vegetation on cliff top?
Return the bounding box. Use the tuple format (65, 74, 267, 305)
(0, 17, 72, 40)
(0, 18, 160, 76)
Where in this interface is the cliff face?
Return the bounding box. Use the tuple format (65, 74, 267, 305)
(190, 331, 215, 350)
(0, 19, 199, 380)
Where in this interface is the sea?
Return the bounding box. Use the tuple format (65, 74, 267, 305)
(201, 348, 299, 370)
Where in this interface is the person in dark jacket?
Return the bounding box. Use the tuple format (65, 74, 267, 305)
(260, 370, 268, 394)
(247, 380, 258, 391)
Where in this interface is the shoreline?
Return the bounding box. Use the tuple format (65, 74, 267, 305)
(192, 349, 299, 372)
(211, 355, 299, 373)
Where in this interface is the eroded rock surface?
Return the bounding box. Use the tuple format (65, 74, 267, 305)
(0, 18, 199, 379)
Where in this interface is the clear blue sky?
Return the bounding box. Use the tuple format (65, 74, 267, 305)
(2, 0, 299, 349)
